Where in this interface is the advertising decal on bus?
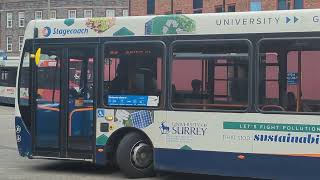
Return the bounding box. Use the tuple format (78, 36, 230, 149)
(224, 122, 320, 145)
(96, 109, 154, 146)
(33, 10, 320, 41)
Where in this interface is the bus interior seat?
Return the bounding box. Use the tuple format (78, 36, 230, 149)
(286, 92, 297, 111)
(171, 84, 176, 100)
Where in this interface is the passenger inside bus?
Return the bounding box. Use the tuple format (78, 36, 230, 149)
(286, 92, 296, 111)
(191, 79, 202, 97)
(109, 61, 129, 94)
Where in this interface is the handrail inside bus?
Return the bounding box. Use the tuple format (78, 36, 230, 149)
(68, 107, 94, 136)
(173, 53, 249, 60)
(172, 102, 247, 108)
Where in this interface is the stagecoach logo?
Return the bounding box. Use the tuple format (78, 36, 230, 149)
(41, 27, 52, 37)
(16, 135, 21, 143)
(41, 26, 89, 37)
(16, 125, 21, 134)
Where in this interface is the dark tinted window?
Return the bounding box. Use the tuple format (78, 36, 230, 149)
(193, 0, 203, 9)
(228, 4, 236, 12)
(104, 42, 164, 108)
(147, 0, 155, 15)
(294, 0, 303, 9)
(215, 6, 223, 13)
(278, 0, 290, 10)
(0, 68, 16, 86)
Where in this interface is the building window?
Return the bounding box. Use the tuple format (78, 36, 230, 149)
(7, 36, 13, 52)
(193, 0, 203, 9)
(193, 0, 203, 13)
(7, 13, 13, 28)
(215, 6, 223, 13)
(51, 10, 57, 19)
(18, 12, 25, 27)
(175, 10, 183, 14)
(35, 11, 42, 20)
(84, 9, 92, 18)
(171, 40, 249, 111)
(278, 0, 290, 10)
(1, 70, 8, 81)
(68, 10, 77, 18)
(19, 36, 24, 51)
(294, 0, 303, 9)
(250, 0, 262, 11)
(122, 9, 129, 16)
(147, 0, 155, 15)
(227, 4, 236, 12)
(106, 9, 115, 17)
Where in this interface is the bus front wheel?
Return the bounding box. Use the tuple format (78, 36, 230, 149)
(116, 132, 155, 178)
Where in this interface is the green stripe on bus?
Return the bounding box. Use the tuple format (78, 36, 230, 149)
(223, 122, 320, 133)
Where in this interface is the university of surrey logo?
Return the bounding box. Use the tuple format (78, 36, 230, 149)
(159, 121, 170, 134)
(41, 27, 51, 37)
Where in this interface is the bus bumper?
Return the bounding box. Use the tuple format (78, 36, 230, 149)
(15, 116, 32, 158)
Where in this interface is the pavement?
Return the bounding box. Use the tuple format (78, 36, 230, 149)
(0, 106, 251, 180)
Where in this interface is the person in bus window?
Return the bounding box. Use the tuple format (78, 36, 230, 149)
(110, 61, 129, 94)
(286, 92, 296, 111)
(191, 79, 202, 97)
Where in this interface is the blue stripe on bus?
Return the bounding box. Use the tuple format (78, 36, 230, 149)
(15, 116, 32, 158)
(154, 148, 320, 180)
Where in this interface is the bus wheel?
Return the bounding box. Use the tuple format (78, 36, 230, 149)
(116, 132, 155, 178)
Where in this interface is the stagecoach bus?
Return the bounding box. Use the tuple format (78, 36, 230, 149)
(16, 9, 320, 179)
(0, 59, 19, 105)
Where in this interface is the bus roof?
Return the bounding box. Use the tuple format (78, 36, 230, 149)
(25, 9, 320, 40)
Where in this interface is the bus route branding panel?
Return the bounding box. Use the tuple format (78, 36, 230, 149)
(223, 122, 320, 145)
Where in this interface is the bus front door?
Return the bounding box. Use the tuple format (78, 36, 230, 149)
(32, 47, 63, 157)
(32, 46, 95, 159)
(66, 47, 95, 157)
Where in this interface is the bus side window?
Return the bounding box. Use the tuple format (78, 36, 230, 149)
(171, 41, 249, 111)
(259, 39, 320, 113)
(103, 42, 164, 107)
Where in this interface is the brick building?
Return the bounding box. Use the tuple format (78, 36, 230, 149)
(0, 0, 129, 57)
(130, 0, 320, 16)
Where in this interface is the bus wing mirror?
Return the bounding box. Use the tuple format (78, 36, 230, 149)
(30, 48, 41, 66)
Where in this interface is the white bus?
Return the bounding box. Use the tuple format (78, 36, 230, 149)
(15, 9, 320, 179)
(0, 58, 19, 104)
